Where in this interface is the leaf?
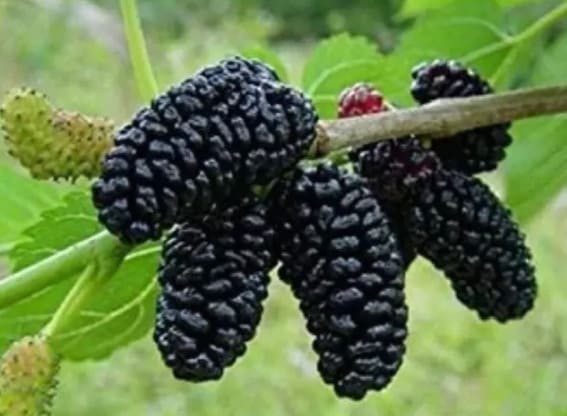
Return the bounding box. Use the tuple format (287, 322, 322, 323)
(0, 162, 67, 247)
(50, 248, 159, 361)
(496, 0, 537, 6)
(504, 33, 567, 222)
(384, 0, 509, 105)
(1, 192, 160, 361)
(302, 33, 381, 93)
(311, 95, 338, 120)
(398, 0, 455, 18)
(400, 0, 536, 17)
(241, 46, 290, 83)
(9, 192, 100, 271)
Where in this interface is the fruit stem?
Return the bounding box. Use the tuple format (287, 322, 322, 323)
(42, 240, 129, 338)
(0, 231, 130, 309)
(120, 0, 158, 101)
(311, 84, 567, 156)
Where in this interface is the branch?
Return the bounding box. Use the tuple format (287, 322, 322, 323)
(120, 0, 159, 101)
(311, 85, 567, 156)
(0, 231, 128, 309)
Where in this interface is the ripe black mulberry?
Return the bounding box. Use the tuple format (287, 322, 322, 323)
(406, 169, 537, 322)
(154, 196, 276, 381)
(92, 57, 317, 244)
(272, 163, 407, 400)
(355, 136, 440, 203)
(410, 59, 512, 174)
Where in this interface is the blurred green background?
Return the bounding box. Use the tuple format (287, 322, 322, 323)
(1, 0, 567, 415)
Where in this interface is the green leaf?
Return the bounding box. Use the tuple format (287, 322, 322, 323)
(241, 46, 290, 83)
(302, 33, 381, 93)
(505, 116, 567, 223)
(1, 192, 160, 361)
(311, 95, 338, 120)
(384, 0, 509, 104)
(400, 0, 536, 17)
(504, 33, 567, 222)
(0, 162, 67, 247)
(50, 248, 159, 360)
(10, 192, 100, 271)
(496, 0, 537, 6)
(399, 0, 454, 18)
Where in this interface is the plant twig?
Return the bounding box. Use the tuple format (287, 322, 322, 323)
(311, 85, 567, 157)
(0, 231, 128, 309)
(120, 0, 158, 101)
(42, 240, 129, 338)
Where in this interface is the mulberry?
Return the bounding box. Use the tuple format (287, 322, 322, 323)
(380, 200, 417, 268)
(154, 196, 275, 382)
(337, 82, 385, 118)
(0, 87, 113, 181)
(410, 59, 512, 174)
(355, 137, 440, 203)
(406, 169, 536, 322)
(92, 56, 317, 244)
(272, 163, 407, 400)
(0, 336, 60, 416)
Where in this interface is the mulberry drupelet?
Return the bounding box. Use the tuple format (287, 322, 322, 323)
(154, 196, 276, 381)
(406, 169, 537, 322)
(410, 59, 512, 174)
(272, 163, 407, 400)
(92, 57, 317, 244)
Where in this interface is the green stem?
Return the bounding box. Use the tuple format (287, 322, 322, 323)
(42, 242, 129, 337)
(0, 231, 129, 309)
(120, 0, 159, 101)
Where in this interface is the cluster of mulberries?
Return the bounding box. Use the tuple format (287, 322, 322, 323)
(343, 59, 536, 323)
(87, 55, 537, 401)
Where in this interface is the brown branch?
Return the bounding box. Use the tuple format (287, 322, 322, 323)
(311, 85, 567, 157)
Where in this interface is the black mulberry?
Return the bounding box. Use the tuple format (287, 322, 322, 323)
(380, 200, 417, 268)
(154, 196, 276, 381)
(92, 57, 317, 244)
(410, 59, 512, 174)
(406, 169, 536, 322)
(355, 137, 440, 203)
(272, 163, 407, 400)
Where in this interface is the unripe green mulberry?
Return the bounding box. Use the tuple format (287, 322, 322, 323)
(1, 87, 114, 180)
(0, 336, 60, 416)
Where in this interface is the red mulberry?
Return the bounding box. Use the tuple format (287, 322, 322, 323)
(406, 169, 536, 322)
(272, 163, 407, 400)
(154, 196, 276, 381)
(337, 82, 385, 118)
(92, 57, 317, 244)
(410, 59, 512, 174)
